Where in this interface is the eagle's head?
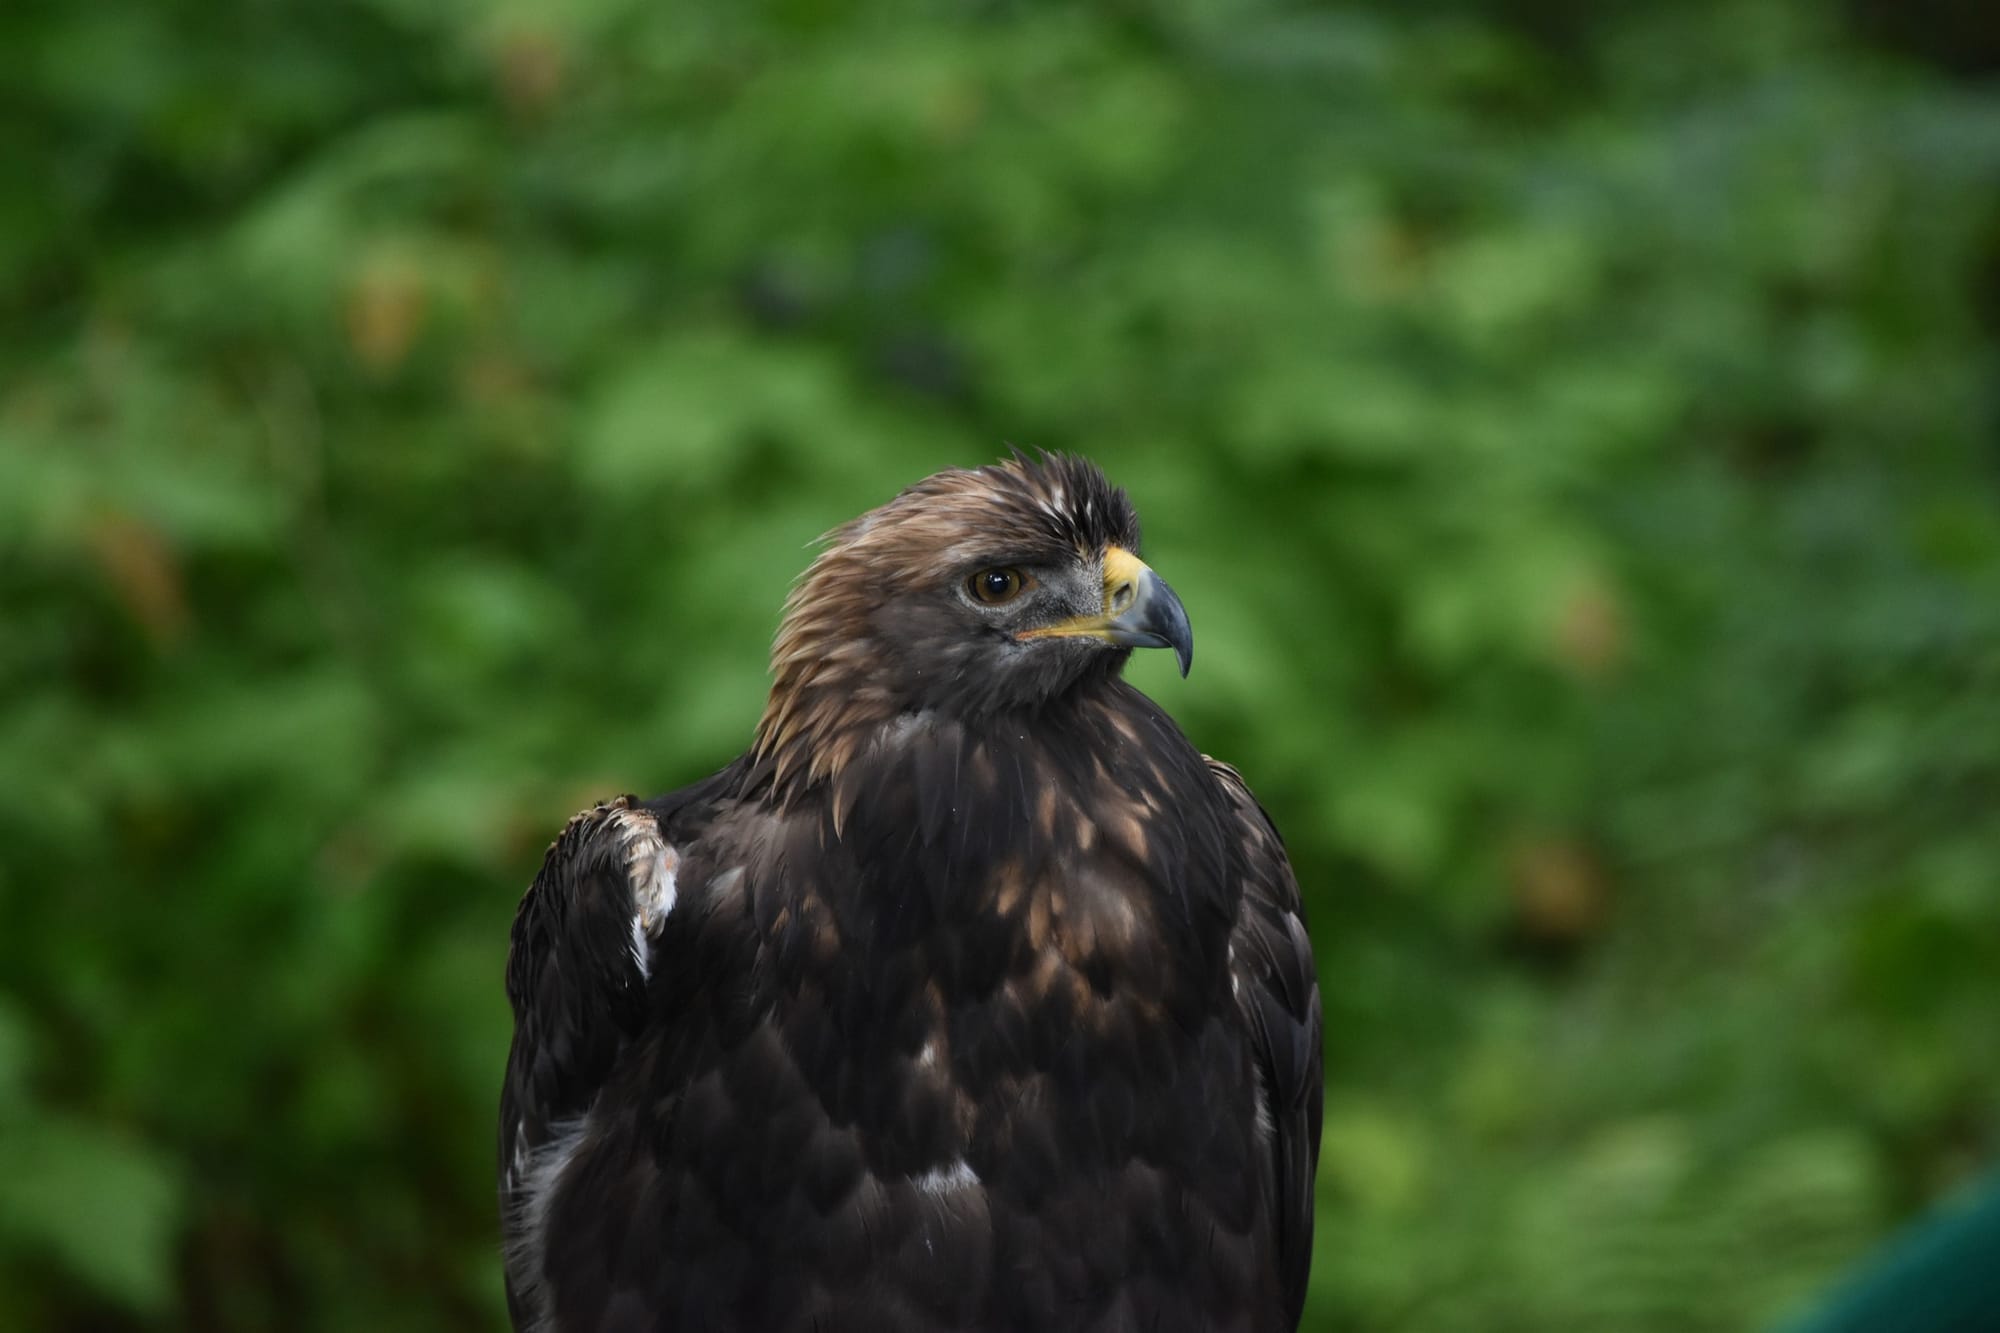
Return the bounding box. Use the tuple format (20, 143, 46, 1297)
(754, 453, 1192, 786)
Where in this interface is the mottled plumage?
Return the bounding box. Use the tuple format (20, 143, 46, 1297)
(500, 454, 1322, 1332)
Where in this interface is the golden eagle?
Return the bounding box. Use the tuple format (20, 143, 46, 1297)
(500, 454, 1322, 1332)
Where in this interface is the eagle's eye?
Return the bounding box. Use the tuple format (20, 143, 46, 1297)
(968, 567, 1028, 605)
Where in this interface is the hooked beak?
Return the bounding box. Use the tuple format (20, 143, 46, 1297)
(1017, 546, 1194, 677)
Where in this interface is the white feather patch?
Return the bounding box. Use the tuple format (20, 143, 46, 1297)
(613, 812, 678, 981)
(883, 710, 936, 746)
(629, 913, 652, 979)
(1252, 1058, 1275, 1144)
(912, 1159, 979, 1195)
(502, 1115, 590, 1328)
(709, 865, 746, 908)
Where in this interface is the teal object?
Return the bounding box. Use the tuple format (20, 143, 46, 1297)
(1783, 1177, 2000, 1333)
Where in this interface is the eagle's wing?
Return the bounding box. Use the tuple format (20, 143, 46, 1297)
(497, 795, 678, 1326)
(1209, 758, 1324, 1327)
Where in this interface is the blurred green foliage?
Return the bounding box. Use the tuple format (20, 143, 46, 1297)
(4, 0, 1999, 1328)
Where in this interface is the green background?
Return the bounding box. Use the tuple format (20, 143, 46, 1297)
(4, 0, 1998, 1328)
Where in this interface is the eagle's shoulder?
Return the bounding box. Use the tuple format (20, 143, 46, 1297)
(1205, 754, 1324, 1327)
(1204, 756, 1317, 1097)
(498, 766, 759, 1326)
(503, 762, 753, 1106)
(519, 797, 676, 978)
(500, 797, 668, 1191)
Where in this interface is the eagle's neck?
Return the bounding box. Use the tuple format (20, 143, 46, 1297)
(751, 622, 1124, 818)
(750, 580, 897, 803)
(749, 655, 907, 814)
